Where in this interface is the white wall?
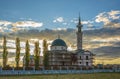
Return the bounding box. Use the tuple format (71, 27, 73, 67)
(51, 46, 67, 51)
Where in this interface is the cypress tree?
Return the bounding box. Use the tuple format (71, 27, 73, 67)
(15, 37, 20, 68)
(34, 41, 40, 69)
(2, 36, 8, 68)
(43, 39, 49, 67)
(25, 40, 30, 68)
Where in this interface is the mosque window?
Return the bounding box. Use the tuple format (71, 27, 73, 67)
(80, 56, 81, 60)
(86, 62, 88, 66)
(86, 56, 89, 60)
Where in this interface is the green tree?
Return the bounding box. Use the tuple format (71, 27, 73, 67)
(34, 41, 40, 69)
(2, 36, 8, 68)
(15, 37, 20, 68)
(25, 40, 30, 68)
(43, 39, 49, 67)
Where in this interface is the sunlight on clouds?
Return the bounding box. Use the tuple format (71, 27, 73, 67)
(53, 28, 67, 31)
(95, 12, 110, 24)
(0, 27, 4, 32)
(95, 10, 120, 27)
(0, 20, 43, 33)
(108, 10, 120, 19)
(30, 38, 39, 42)
(12, 21, 43, 27)
(83, 43, 113, 50)
(82, 20, 94, 25)
(91, 37, 120, 43)
(0, 20, 12, 26)
(53, 17, 64, 23)
(95, 57, 120, 65)
(71, 18, 94, 29)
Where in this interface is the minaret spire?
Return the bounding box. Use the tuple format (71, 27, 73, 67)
(78, 12, 81, 25)
(76, 13, 83, 50)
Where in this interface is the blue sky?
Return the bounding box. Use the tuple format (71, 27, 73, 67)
(0, 0, 120, 31)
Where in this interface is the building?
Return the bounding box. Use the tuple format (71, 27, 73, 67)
(23, 15, 95, 68)
(48, 15, 95, 68)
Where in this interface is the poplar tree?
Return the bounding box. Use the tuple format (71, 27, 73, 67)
(43, 39, 49, 67)
(15, 37, 20, 68)
(34, 41, 40, 69)
(25, 40, 30, 68)
(2, 36, 8, 68)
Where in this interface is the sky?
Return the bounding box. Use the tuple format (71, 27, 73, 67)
(0, 0, 120, 31)
(0, 0, 120, 65)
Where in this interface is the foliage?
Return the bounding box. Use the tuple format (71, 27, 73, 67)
(43, 39, 49, 67)
(34, 41, 40, 69)
(2, 36, 8, 68)
(2, 65, 12, 70)
(25, 40, 30, 68)
(15, 37, 21, 68)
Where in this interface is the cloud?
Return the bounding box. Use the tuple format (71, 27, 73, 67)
(0, 27, 4, 32)
(53, 28, 67, 31)
(108, 10, 120, 19)
(53, 17, 64, 23)
(0, 20, 12, 26)
(81, 27, 120, 57)
(95, 10, 120, 28)
(95, 12, 110, 24)
(12, 21, 43, 28)
(0, 20, 43, 33)
(71, 18, 94, 29)
(92, 46, 120, 58)
(82, 20, 94, 25)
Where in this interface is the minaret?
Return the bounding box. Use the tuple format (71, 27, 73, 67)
(76, 14, 83, 50)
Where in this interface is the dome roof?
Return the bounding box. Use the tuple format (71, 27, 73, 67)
(51, 39, 67, 47)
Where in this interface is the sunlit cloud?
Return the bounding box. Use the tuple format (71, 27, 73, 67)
(53, 17, 64, 23)
(0, 27, 4, 32)
(0, 20, 12, 26)
(108, 10, 120, 19)
(0, 20, 43, 33)
(53, 28, 67, 31)
(95, 10, 120, 28)
(12, 21, 43, 28)
(90, 37, 120, 43)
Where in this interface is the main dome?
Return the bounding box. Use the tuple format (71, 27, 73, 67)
(51, 39, 67, 47)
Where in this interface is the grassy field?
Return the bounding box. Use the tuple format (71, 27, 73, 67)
(0, 73, 120, 79)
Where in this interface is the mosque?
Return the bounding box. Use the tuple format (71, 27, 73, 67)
(23, 15, 95, 68)
(48, 16, 94, 68)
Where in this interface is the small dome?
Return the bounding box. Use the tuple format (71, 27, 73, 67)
(51, 39, 67, 47)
